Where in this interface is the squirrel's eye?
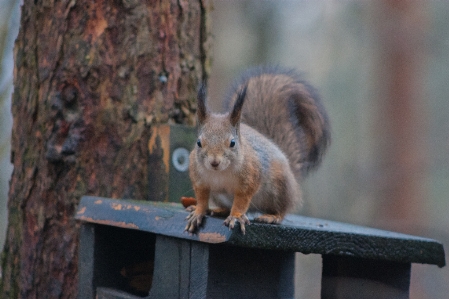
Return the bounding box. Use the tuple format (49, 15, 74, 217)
(197, 139, 202, 148)
(230, 139, 236, 148)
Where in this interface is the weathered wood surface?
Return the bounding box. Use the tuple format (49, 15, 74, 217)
(75, 196, 445, 267)
(147, 235, 209, 298)
(148, 124, 196, 202)
(78, 223, 157, 298)
(77, 223, 295, 299)
(96, 287, 143, 299)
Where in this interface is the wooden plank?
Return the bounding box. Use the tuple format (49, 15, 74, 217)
(96, 287, 143, 299)
(148, 236, 182, 298)
(179, 240, 192, 299)
(189, 242, 209, 299)
(147, 236, 209, 299)
(77, 224, 96, 299)
(75, 196, 446, 267)
(206, 245, 295, 298)
(321, 255, 411, 299)
(148, 125, 170, 202)
(77, 223, 156, 298)
(148, 124, 195, 202)
(167, 124, 196, 203)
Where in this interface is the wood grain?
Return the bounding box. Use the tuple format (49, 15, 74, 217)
(76, 196, 446, 267)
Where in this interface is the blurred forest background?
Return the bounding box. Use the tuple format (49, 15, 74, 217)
(1, 1, 448, 298)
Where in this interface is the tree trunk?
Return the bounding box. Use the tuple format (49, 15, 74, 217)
(0, 0, 211, 297)
(372, 0, 428, 233)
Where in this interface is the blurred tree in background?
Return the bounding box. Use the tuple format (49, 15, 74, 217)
(209, 1, 449, 298)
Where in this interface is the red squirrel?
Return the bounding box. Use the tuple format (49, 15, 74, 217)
(185, 67, 330, 234)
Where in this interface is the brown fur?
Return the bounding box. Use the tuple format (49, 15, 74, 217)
(185, 67, 330, 234)
(226, 67, 331, 177)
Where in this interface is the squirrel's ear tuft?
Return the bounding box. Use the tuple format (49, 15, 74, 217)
(197, 83, 208, 125)
(230, 84, 247, 126)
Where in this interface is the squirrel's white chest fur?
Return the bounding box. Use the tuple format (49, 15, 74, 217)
(198, 167, 238, 209)
(200, 168, 238, 194)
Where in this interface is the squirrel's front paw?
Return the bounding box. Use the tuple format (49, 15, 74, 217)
(224, 214, 250, 234)
(185, 205, 196, 212)
(185, 211, 205, 233)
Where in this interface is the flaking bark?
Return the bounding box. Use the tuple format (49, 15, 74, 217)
(0, 0, 211, 297)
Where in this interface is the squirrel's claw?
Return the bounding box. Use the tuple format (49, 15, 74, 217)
(185, 205, 196, 212)
(185, 211, 204, 233)
(224, 214, 250, 235)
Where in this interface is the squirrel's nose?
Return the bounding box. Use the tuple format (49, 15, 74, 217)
(210, 160, 220, 168)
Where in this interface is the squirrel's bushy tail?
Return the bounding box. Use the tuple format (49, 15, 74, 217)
(225, 66, 331, 178)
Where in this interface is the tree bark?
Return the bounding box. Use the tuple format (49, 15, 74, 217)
(0, 0, 211, 297)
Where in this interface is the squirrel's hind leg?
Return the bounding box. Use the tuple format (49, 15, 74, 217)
(254, 214, 283, 224)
